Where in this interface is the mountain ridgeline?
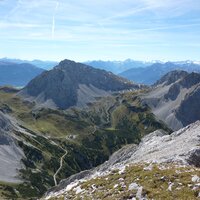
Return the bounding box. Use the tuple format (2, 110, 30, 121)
(19, 59, 140, 109)
(0, 58, 58, 70)
(154, 70, 189, 86)
(119, 62, 200, 85)
(142, 70, 200, 130)
(85, 59, 151, 74)
(0, 61, 44, 86)
(1, 58, 200, 87)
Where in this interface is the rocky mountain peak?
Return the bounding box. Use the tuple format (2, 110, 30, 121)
(19, 59, 140, 109)
(55, 59, 81, 71)
(142, 70, 200, 131)
(154, 70, 189, 86)
(178, 72, 200, 88)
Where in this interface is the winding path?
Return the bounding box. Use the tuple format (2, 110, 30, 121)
(104, 97, 121, 126)
(51, 97, 122, 186)
(53, 150, 68, 186)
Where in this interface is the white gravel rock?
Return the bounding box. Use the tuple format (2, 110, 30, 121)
(192, 175, 200, 183)
(129, 182, 139, 190)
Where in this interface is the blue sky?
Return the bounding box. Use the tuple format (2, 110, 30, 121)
(0, 0, 200, 61)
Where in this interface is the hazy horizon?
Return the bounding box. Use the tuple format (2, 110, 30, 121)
(1, 57, 200, 63)
(0, 0, 200, 61)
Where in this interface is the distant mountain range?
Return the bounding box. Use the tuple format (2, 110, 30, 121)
(119, 61, 200, 85)
(0, 61, 44, 86)
(0, 58, 58, 70)
(84, 59, 152, 74)
(19, 59, 140, 109)
(1, 58, 200, 87)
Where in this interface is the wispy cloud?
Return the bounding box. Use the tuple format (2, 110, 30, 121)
(0, 0, 200, 61)
(3, 0, 21, 20)
(0, 21, 42, 28)
(52, 0, 59, 39)
(100, 4, 157, 23)
(125, 22, 200, 33)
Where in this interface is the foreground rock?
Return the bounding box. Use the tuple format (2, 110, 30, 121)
(44, 121, 200, 199)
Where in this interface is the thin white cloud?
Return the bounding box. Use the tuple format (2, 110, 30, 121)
(100, 4, 157, 23)
(0, 0, 200, 61)
(141, 0, 200, 18)
(52, 16, 55, 39)
(2, 0, 20, 21)
(0, 22, 42, 28)
(125, 22, 200, 33)
(99, 0, 200, 24)
(52, 0, 59, 39)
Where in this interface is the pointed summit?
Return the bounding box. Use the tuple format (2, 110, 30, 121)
(19, 59, 140, 109)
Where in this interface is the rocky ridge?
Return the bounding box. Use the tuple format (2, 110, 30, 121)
(142, 70, 200, 130)
(154, 70, 189, 86)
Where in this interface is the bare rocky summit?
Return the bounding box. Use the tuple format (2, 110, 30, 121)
(154, 70, 189, 86)
(19, 59, 140, 109)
